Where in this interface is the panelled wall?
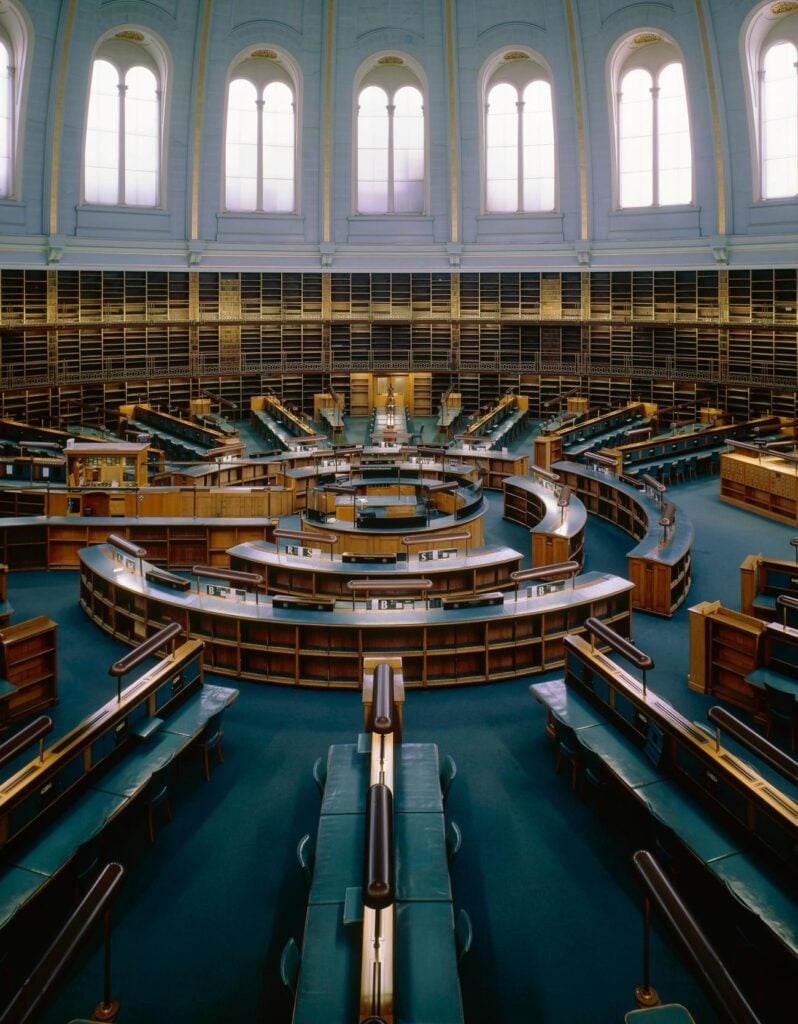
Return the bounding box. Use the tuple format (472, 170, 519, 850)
(1, 269, 796, 427)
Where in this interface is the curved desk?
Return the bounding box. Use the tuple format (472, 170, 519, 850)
(503, 475, 586, 568)
(228, 542, 523, 598)
(552, 462, 693, 617)
(79, 543, 634, 689)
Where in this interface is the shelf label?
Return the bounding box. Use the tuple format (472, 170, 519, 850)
(206, 584, 248, 601)
(536, 581, 565, 596)
(377, 598, 407, 610)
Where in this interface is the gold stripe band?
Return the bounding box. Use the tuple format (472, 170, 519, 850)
(323, 0, 334, 243)
(564, 0, 588, 241)
(445, 0, 458, 244)
(49, 0, 78, 237)
(694, 0, 726, 236)
(191, 0, 213, 241)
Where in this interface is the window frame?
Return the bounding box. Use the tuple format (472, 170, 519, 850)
(608, 31, 695, 211)
(81, 29, 169, 210)
(352, 52, 429, 217)
(742, 4, 798, 202)
(221, 46, 302, 216)
(478, 49, 558, 216)
(0, 2, 32, 202)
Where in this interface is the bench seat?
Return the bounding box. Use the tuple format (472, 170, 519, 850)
(752, 593, 778, 612)
(0, 865, 55, 931)
(158, 682, 237, 737)
(93, 731, 186, 798)
(11, 788, 128, 878)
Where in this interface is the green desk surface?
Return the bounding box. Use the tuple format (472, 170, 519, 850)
(92, 731, 186, 798)
(529, 679, 604, 731)
(394, 901, 464, 1024)
(294, 901, 463, 1024)
(12, 789, 127, 876)
(321, 743, 442, 815)
(710, 851, 798, 957)
(309, 812, 450, 905)
(576, 725, 661, 789)
(745, 668, 798, 698)
(293, 903, 360, 1024)
(159, 683, 239, 737)
(0, 865, 49, 930)
(634, 780, 747, 864)
(625, 1006, 696, 1023)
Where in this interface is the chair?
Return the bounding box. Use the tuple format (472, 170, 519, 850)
(553, 720, 580, 792)
(446, 820, 462, 868)
(279, 937, 300, 997)
(672, 459, 685, 485)
(312, 755, 327, 797)
(454, 908, 473, 967)
(146, 760, 173, 842)
(579, 746, 608, 804)
(763, 683, 798, 751)
(439, 754, 457, 802)
(296, 833, 315, 888)
(201, 709, 225, 782)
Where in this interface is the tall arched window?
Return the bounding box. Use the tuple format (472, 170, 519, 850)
(742, 4, 798, 201)
(611, 33, 692, 209)
(0, 39, 13, 198)
(0, 2, 32, 200)
(83, 31, 166, 207)
(355, 56, 426, 215)
(224, 49, 298, 214)
(483, 53, 555, 214)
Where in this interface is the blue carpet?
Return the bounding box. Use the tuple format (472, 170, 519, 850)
(6, 476, 795, 1023)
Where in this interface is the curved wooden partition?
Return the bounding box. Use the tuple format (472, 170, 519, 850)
(228, 542, 521, 598)
(553, 461, 693, 617)
(79, 543, 634, 689)
(502, 474, 586, 568)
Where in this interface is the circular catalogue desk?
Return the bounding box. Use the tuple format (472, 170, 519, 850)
(79, 542, 634, 689)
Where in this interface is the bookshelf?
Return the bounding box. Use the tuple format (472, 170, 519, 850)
(80, 542, 633, 689)
(0, 615, 58, 729)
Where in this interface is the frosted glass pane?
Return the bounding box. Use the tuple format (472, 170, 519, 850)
(0, 44, 10, 195)
(657, 63, 691, 204)
(486, 83, 518, 212)
(394, 179, 423, 213)
(357, 86, 388, 213)
(763, 43, 798, 198)
(393, 85, 424, 212)
(522, 80, 554, 211)
(263, 81, 295, 213)
(620, 170, 652, 208)
(85, 60, 120, 204)
(124, 66, 159, 206)
(619, 68, 652, 208)
(226, 79, 258, 211)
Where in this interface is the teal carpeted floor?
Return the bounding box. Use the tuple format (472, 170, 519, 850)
(5, 466, 796, 1023)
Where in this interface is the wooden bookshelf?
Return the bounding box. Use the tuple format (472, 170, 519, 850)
(554, 461, 693, 617)
(688, 600, 766, 711)
(0, 615, 58, 729)
(79, 542, 633, 689)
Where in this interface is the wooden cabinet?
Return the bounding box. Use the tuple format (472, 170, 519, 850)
(0, 615, 58, 728)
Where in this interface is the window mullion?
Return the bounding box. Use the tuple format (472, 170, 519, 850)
(518, 97, 524, 214)
(256, 97, 265, 212)
(387, 100, 395, 214)
(651, 83, 659, 207)
(118, 81, 127, 205)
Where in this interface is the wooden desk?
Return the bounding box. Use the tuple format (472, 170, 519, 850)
(740, 553, 798, 621)
(553, 462, 693, 617)
(721, 449, 798, 525)
(80, 542, 634, 688)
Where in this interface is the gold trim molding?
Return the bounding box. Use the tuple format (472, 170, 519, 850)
(251, 49, 278, 59)
(633, 33, 662, 45)
(322, 0, 334, 243)
(771, 2, 798, 14)
(694, 0, 726, 236)
(445, 0, 458, 244)
(564, 0, 588, 241)
(115, 30, 145, 42)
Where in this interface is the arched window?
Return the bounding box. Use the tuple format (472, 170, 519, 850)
(83, 31, 166, 207)
(742, 4, 798, 201)
(355, 56, 426, 215)
(0, 39, 13, 198)
(611, 33, 692, 208)
(482, 52, 555, 214)
(0, 3, 32, 200)
(224, 49, 298, 214)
